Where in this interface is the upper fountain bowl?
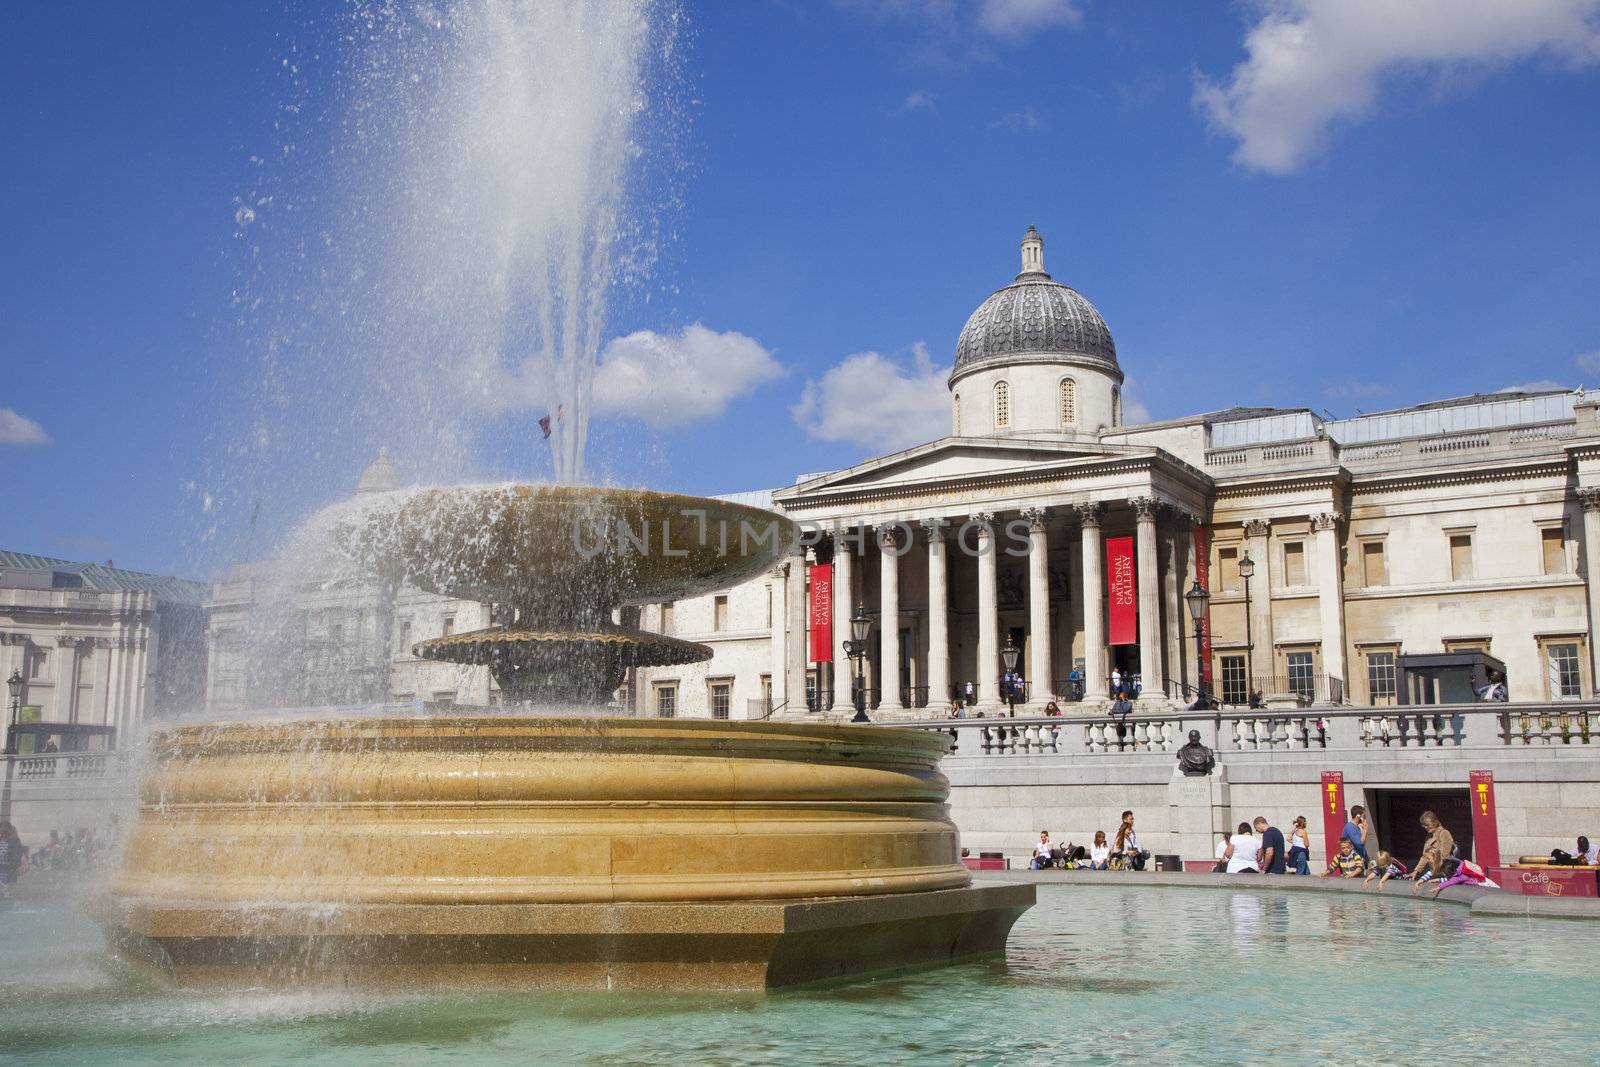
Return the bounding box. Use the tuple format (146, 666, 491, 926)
(331, 484, 798, 619)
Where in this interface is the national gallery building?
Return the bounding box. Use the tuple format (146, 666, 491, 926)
(629, 228, 1600, 719)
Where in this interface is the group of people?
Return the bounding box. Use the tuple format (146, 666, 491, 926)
(1215, 815, 1312, 875)
(0, 819, 117, 898)
(1030, 810, 1153, 872)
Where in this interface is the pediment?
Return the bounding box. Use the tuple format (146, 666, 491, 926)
(777, 435, 1155, 501)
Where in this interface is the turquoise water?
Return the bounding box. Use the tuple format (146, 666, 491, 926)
(2, 885, 1594, 1065)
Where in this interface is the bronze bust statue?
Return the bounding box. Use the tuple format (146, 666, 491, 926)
(1176, 729, 1215, 777)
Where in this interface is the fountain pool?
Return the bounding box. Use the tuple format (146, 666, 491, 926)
(5, 884, 1594, 1065)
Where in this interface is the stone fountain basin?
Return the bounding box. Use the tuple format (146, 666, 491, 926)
(109, 716, 970, 905)
(331, 484, 798, 615)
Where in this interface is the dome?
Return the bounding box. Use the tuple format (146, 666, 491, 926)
(951, 228, 1117, 381)
(355, 448, 400, 495)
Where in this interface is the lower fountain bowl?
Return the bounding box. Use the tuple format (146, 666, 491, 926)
(101, 715, 1033, 989)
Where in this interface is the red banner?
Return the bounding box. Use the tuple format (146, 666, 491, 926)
(807, 563, 832, 664)
(1106, 536, 1136, 646)
(1469, 770, 1500, 867)
(1320, 771, 1345, 866)
(1193, 524, 1212, 683)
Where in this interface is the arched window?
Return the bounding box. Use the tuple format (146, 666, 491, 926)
(952, 393, 961, 435)
(1112, 385, 1122, 427)
(994, 380, 1010, 430)
(1059, 377, 1077, 427)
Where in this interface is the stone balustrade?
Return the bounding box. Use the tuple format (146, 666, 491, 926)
(901, 702, 1600, 757)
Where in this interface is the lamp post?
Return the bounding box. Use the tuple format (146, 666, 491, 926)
(1238, 551, 1256, 706)
(1000, 639, 1020, 717)
(5, 669, 21, 755)
(1185, 580, 1211, 710)
(842, 604, 873, 723)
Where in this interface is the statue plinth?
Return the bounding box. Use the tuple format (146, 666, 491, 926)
(1167, 764, 1230, 866)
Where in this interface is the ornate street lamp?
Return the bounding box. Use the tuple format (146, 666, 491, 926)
(843, 605, 873, 723)
(5, 669, 21, 755)
(1000, 639, 1020, 718)
(1185, 580, 1212, 710)
(1238, 551, 1256, 705)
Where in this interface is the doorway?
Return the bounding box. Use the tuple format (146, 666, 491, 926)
(1368, 788, 1475, 866)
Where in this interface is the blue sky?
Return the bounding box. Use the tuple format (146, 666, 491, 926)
(4, 0, 1600, 578)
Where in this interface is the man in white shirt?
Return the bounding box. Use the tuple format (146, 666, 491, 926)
(1031, 830, 1056, 870)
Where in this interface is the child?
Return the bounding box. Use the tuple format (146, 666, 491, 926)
(1323, 835, 1366, 878)
(1361, 850, 1407, 890)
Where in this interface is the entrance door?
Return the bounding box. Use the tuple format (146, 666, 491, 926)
(1371, 788, 1475, 866)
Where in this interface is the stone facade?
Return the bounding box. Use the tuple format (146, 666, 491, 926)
(632, 230, 1600, 717)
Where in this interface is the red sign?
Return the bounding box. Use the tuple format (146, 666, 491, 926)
(1106, 536, 1136, 646)
(1469, 770, 1501, 867)
(1320, 771, 1345, 866)
(807, 563, 832, 664)
(1193, 525, 1214, 682)
(1488, 866, 1599, 897)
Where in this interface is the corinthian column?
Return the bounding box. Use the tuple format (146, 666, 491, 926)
(1312, 512, 1347, 696)
(878, 524, 906, 711)
(1022, 508, 1052, 706)
(971, 512, 999, 708)
(832, 530, 856, 710)
(921, 518, 950, 707)
(1076, 502, 1107, 699)
(1132, 497, 1165, 699)
(1580, 489, 1600, 693)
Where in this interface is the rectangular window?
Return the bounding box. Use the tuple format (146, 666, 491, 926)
(766, 588, 773, 628)
(1542, 527, 1568, 575)
(26, 647, 48, 679)
(1366, 651, 1396, 706)
(710, 681, 731, 720)
(1443, 638, 1489, 654)
(713, 595, 729, 632)
(1286, 651, 1316, 703)
(660, 602, 674, 634)
(1361, 541, 1386, 587)
(1546, 641, 1583, 700)
(397, 618, 412, 654)
(1283, 542, 1307, 586)
(431, 690, 456, 704)
(442, 614, 456, 637)
(806, 669, 819, 711)
(1220, 655, 1247, 706)
(1216, 546, 1240, 593)
(654, 683, 678, 718)
(1449, 534, 1473, 581)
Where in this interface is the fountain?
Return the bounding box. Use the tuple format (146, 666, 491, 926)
(97, 485, 1034, 989)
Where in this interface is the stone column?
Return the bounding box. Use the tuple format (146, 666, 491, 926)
(832, 531, 857, 710)
(877, 525, 905, 711)
(1076, 502, 1107, 699)
(1243, 518, 1273, 693)
(921, 518, 950, 708)
(786, 549, 808, 710)
(95, 637, 115, 725)
(769, 565, 788, 709)
(1022, 508, 1052, 706)
(1162, 520, 1185, 697)
(972, 512, 999, 707)
(1580, 489, 1600, 693)
(1312, 512, 1347, 697)
(1133, 497, 1165, 699)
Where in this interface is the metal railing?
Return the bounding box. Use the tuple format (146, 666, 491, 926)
(896, 701, 1600, 756)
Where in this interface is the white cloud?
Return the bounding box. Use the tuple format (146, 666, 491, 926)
(1575, 349, 1600, 376)
(592, 324, 785, 429)
(994, 105, 1042, 132)
(1499, 380, 1569, 394)
(900, 88, 937, 111)
(0, 408, 49, 446)
(1195, 0, 1600, 174)
(976, 0, 1082, 40)
(793, 342, 951, 451)
(1119, 379, 1152, 425)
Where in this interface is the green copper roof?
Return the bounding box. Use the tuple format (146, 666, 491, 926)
(0, 550, 207, 606)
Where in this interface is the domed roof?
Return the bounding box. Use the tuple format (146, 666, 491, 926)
(952, 228, 1117, 379)
(355, 448, 400, 495)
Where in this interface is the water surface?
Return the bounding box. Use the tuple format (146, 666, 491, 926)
(1, 885, 1591, 1065)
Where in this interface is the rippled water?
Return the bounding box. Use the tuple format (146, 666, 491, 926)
(1, 885, 1593, 1065)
